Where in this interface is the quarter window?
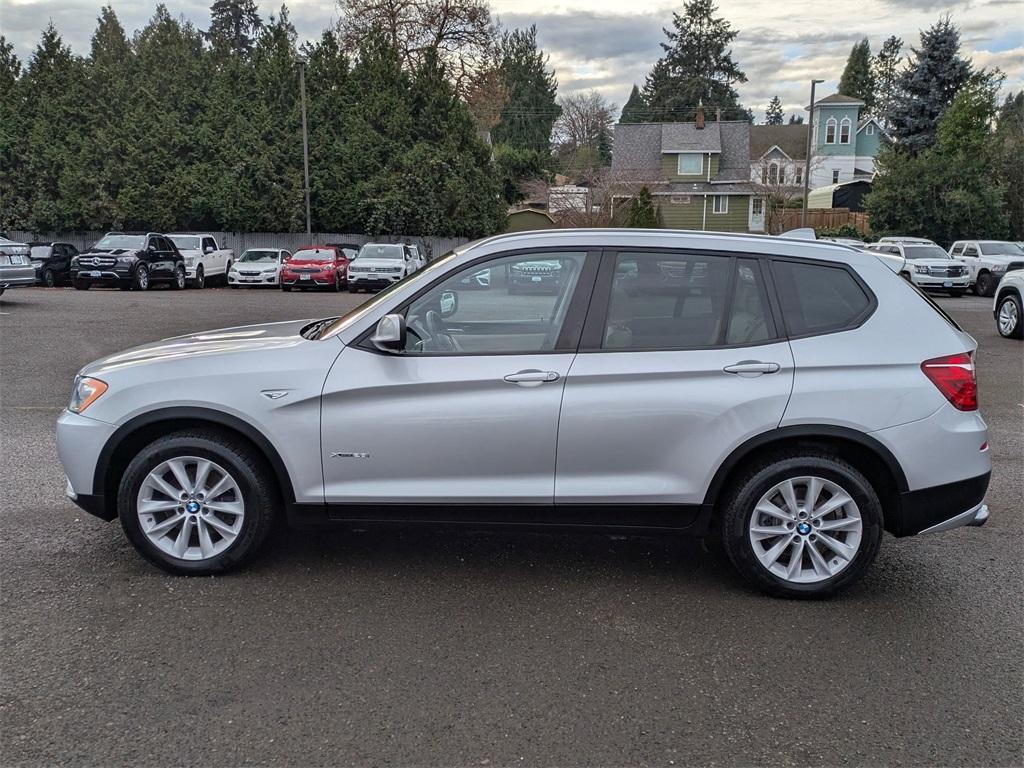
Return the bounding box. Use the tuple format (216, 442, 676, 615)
(677, 154, 703, 175)
(772, 260, 871, 336)
(602, 253, 774, 349)
(402, 252, 587, 355)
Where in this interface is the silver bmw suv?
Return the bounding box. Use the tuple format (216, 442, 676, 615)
(57, 230, 991, 597)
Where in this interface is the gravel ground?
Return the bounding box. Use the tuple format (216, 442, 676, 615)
(1, 284, 1021, 767)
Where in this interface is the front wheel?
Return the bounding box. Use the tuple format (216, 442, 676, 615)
(171, 265, 186, 290)
(997, 293, 1023, 339)
(976, 272, 996, 298)
(117, 430, 278, 575)
(133, 265, 150, 291)
(74, 279, 91, 291)
(720, 454, 883, 599)
(43, 269, 56, 287)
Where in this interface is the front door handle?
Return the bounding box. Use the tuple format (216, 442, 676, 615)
(503, 369, 560, 387)
(723, 360, 781, 376)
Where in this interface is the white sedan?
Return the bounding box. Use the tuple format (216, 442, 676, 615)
(228, 249, 291, 287)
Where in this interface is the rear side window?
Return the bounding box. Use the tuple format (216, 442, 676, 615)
(772, 260, 872, 336)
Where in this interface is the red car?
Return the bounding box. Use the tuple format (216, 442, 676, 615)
(280, 245, 349, 292)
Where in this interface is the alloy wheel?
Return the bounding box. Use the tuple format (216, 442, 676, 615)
(748, 475, 863, 584)
(136, 456, 245, 561)
(998, 298, 1019, 336)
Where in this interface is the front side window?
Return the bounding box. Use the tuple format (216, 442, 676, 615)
(713, 195, 728, 214)
(402, 252, 588, 355)
(677, 153, 703, 175)
(603, 252, 774, 350)
(950, 243, 964, 256)
(201, 237, 217, 252)
(772, 260, 871, 336)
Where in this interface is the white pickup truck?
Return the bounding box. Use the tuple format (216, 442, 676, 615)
(948, 240, 1024, 297)
(168, 234, 234, 288)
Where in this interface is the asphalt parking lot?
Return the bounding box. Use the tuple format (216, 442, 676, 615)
(1, 285, 1021, 767)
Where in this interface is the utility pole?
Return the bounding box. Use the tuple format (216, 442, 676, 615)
(298, 58, 311, 235)
(801, 79, 824, 228)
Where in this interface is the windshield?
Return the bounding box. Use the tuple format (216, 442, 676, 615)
(240, 250, 279, 263)
(292, 248, 334, 261)
(980, 242, 1024, 256)
(95, 234, 146, 250)
(903, 245, 951, 260)
(356, 244, 404, 260)
(30, 245, 52, 259)
(169, 235, 201, 250)
(317, 250, 459, 339)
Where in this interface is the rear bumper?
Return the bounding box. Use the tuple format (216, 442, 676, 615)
(892, 471, 991, 536)
(1, 266, 37, 288)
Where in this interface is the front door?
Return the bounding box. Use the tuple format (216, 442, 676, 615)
(555, 250, 794, 510)
(749, 197, 766, 232)
(320, 250, 597, 507)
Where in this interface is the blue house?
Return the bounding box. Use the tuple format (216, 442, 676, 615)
(808, 93, 885, 188)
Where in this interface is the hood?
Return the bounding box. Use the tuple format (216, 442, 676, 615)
(78, 247, 140, 258)
(287, 258, 336, 267)
(82, 319, 319, 377)
(349, 258, 404, 270)
(911, 258, 965, 268)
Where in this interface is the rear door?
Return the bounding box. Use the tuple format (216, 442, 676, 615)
(555, 250, 794, 512)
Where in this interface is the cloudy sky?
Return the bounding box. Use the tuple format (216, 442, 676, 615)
(2, 0, 1022, 119)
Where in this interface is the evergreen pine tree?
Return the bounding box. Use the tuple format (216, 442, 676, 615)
(788, 114, 804, 124)
(872, 35, 902, 124)
(619, 85, 647, 123)
(995, 92, 1024, 239)
(642, 0, 747, 122)
(889, 19, 976, 153)
(838, 39, 875, 111)
(625, 186, 658, 228)
(491, 26, 560, 154)
(208, 0, 262, 57)
(764, 95, 783, 125)
(0, 36, 28, 229)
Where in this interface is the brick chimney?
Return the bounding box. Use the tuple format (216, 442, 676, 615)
(696, 101, 705, 130)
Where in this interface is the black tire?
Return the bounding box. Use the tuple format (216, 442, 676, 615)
(281, 285, 291, 292)
(133, 265, 150, 291)
(996, 293, 1023, 339)
(948, 289, 965, 297)
(720, 453, 883, 599)
(332, 277, 342, 292)
(221, 261, 232, 286)
(192, 265, 205, 289)
(43, 269, 56, 287)
(117, 430, 278, 575)
(118, 283, 131, 291)
(976, 271, 996, 298)
(74, 279, 91, 290)
(171, 265, 186, 290)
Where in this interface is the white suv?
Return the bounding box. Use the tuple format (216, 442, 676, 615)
(949, 240, 1024, 297)
(56, 230, 991, 598)
(866, 239, 970, 296)
(993, 267, 1024, 339)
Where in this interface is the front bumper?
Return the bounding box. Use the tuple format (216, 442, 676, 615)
(893, 471, 991, 537)
(229, 272, 279, 285)
(348, 273, 401, 288)
(281, 273, 342, 287)
(57, 409, 118, 521)
(71, 267, 132, 284)
(913, 275, 970, 290)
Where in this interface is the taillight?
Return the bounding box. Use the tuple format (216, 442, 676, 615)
(921, 352, 978, 411)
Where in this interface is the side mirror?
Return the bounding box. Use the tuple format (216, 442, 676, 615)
(439, 290, 458, 318)
(371, 314, 407, 352)
(204, 246, 215, 254)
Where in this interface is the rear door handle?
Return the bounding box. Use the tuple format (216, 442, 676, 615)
(503, 369, 560, 386)
(723, 361, 781, 376)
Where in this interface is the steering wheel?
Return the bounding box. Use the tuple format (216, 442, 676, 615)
(425, 310, 461, 352)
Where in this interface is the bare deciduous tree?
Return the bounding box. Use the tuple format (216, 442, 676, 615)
(748, 155, 822, 234)
(552, 90, 615, 174)
(338, 0, 497, 93)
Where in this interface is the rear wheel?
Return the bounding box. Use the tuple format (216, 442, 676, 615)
(192, 265, 205, 289)
(720, 454, 883, 598)
(171, 265, 186, 290)
(976, 271, 996, 298)
(118, 430, 277, 575)
(997, 293, 1023, 339)
(43, 269, 56, 287)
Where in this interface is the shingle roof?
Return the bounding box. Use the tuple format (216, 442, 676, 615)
(808, 92, 865, 109)
(610, 123, 663, 174)
(717, 122, 751, 180)
(749, 124, 809, 160)
(660, 122, 722, 153)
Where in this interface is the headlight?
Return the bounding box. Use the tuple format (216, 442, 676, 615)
(991, 264, 1007, 273)
(116, 256, 135, 264)
(68, 376, 108, 414)
(914, 265, 930, 274)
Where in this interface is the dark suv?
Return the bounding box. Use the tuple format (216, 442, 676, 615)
(71, 233, 187, 291)
(30, 242, 79, 287)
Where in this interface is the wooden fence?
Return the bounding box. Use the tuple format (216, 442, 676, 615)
(778, 208, 871, 234)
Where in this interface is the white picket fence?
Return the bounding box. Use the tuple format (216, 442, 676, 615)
(6, 231, 470, 262)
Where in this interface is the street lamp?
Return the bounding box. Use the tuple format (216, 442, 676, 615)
(297, 55, 311, 235)
(801, 78, 825, 227)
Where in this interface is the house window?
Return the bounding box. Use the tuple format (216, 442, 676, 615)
(752, 198, 764, 215)
(767, 163, 779, 185)
(840, 118, 851, 144)
(677, 153, 703, 175)
(866, 123, 875, 136)
(712, 195, 729, 214)
(795, 166, 803, 185)
(832, 169, 841, 184)
(825, 118, 837, 144)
